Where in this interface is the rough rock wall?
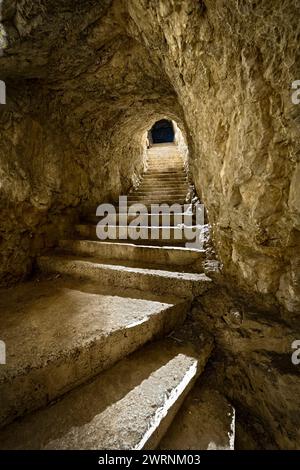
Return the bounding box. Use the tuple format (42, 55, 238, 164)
(0, 0, 184, 284)
(192, 285, 300, 449)
(125, 0, 300, 317)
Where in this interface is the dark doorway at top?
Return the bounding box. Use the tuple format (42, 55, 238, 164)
(150, 119, 175, 144)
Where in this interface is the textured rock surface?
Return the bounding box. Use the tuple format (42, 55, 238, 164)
(191, 287, 300, 449)
(0, 0, 300, 449)
(1, 0, 299, 314)
(0, 0, 185, 284)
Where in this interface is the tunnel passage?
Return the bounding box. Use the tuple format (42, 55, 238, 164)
(149, 119, 175, 145)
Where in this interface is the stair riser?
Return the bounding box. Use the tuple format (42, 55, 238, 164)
(137, 185, 189, 189)
(143, 172, 187, 176)
(128, 195, 187, 199)
(131, 192, 188, 197)
(146, 167, 185, 171)
(84, 213, 195, 225)
(0, 299, 189, 428)
(38, 257, 211, 298)
(142, 178, 188, 182)
(127, 200, 188, 205)
(58, 240, 204, 269)
(76, 225, 200, 244)
(138, 185, 188, 190)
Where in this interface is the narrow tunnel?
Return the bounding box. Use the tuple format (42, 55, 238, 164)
(0, 0, 299, 455)
(148, 119, 175, 145)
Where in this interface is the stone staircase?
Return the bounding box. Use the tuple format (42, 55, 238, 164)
(0, 143, 235, 450)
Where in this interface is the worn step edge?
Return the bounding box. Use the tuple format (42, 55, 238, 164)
(83, 213, 195, 224)
(37, 255, 212, 298)
(0, 282, 190, 428)
(75, 224, 200, 243)
(0, 336, 213, 450)
(58, 240, 205, 269)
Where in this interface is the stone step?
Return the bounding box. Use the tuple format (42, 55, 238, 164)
(131, 191, 188, 197)
(135, 189, 189, 195)
(127, 194, 187, 200)
(147, 164, 183, 169)
(147, 156, 183, 160)
(135, 190, 189, 196)
(147, 164, 184, 167)
(83, 212, 195, 225)
(158, 379, 235, 450)
(127, 199, 187, 205)
(0, 334, 213, 450)
(144, 170, 186, 178)
(136, 188, 189, 194)
(0, 277, 190, 428)
(137, 183, 189, 190)
(128, 193, 187, 199)
(76, 238, 190, 247)
(100, 204, 192, 213)
(142, 177, 188, 183)
(58, 240, 205, 270)
(75, 224, 201, 244)
(146, 166, 185, 171)
(37, 254, 212, 298)
(147, 160, 183, 165)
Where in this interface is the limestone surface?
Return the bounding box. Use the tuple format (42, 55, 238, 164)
(1, 0, 299, 315)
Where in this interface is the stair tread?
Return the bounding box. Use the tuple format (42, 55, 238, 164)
(0, 277, 189, 427)
(37, 254, 211, 298)
(59, 239, 205, 268)
(0, 334, 213, 450)
(60, 239, 205, 253)
(39, 253, 210, 279)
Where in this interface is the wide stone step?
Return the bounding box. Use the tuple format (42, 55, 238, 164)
(147, 156, 183, 160)
(145, 172, 186, 178)
(83, 212, 195, 225)
(131, 191, 188, 197)
(142, 177, 188, 183)
(76, 224, 203, 246)
(137, 183, 189, 190)
(58, 240, 205, 270)
(147, 164, 183, 169)
(75, 224, 201, 244)
(137, 186, 188, 193)
(0, 277, 189, 428)
(37, 254, 212, 297)
(127, 195, 187, 201)
(98, 204, 191, 214)
(127, 198, 187, 205)
(0, 334, 213, 450)
(147, 162, 184, 165)
(158, 379, 235, 450)
(128, 193, 187, 198)
(146, 166, 185, 172)
(135, 189, 189, 195)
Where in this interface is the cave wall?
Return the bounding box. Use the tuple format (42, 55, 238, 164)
(125, 0, 300, 317)
(0, 76, 182, 283)
(0, 0, 184, 284)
